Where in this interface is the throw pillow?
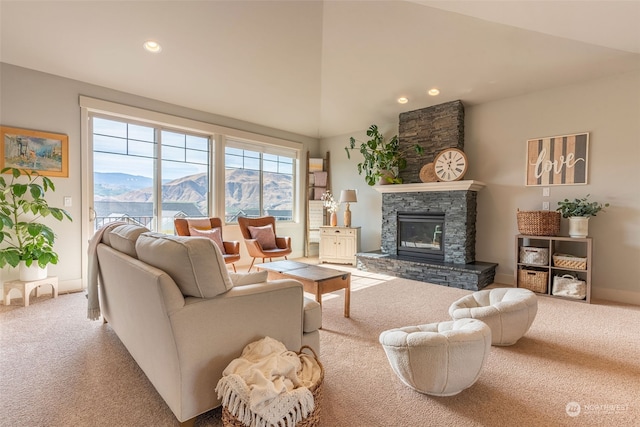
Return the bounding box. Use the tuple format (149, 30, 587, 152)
(136, 232, 233, 298)
(248, 225, 277, 249)
(188, 226, 227, 254)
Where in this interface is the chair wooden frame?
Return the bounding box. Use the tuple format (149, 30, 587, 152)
(237, 216, 292, 272)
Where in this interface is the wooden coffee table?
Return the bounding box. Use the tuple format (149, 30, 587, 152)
(256, 260, 350, 317)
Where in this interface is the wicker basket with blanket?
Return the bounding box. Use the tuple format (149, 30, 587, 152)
(217, 338, 323, 427)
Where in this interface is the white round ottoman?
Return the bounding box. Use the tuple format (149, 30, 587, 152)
(449, 287, 538, 346)
(379, 318, 491, 396)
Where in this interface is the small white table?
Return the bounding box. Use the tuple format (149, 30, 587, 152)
(3, 276, 59, 307)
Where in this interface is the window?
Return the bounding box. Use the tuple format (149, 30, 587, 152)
(81, 96, 301, 247)
(92, 116, 210, 233)
(224, 139, 296, 223)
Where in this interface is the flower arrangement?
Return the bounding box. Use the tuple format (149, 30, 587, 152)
(321, 191, 339, 213)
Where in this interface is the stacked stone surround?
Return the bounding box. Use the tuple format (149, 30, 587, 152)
(381, 190, 477, 264)
(398, 100, 465, 184)
(354, 100, 498, 291)
(356, 186, 497, 291)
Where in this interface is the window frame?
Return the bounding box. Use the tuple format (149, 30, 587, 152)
(80, 96, 302, 281)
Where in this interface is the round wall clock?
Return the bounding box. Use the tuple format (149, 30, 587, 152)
(433, 148, 468, 182)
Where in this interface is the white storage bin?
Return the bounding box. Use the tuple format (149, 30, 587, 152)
(519, 246, 549, 265)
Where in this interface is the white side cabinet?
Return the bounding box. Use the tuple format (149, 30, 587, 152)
(319, 226, 361, 265)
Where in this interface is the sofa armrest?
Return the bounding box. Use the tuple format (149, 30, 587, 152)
(169, 279, 308, 417)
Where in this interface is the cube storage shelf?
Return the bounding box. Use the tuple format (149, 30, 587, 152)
(515, 235, 592, 303)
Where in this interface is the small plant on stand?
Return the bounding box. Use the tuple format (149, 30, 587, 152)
(556, 194, 609, 238)
(321, 191, 339, 226)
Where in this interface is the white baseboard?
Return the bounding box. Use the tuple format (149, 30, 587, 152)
(592, 287, 640, 306)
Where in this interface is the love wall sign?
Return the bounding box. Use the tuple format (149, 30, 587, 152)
(526, 132, 589, 186)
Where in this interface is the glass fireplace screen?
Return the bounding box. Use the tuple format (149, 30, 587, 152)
(397, 212, 445, 261)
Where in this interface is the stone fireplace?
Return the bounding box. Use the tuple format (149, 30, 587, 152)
(356, 181, 497, 291)
(355, 100, 497, 291)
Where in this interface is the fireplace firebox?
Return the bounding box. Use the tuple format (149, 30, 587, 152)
(397, 212, 445, 262)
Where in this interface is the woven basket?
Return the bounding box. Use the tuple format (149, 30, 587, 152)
(222, 346, 324, 427)
(516, 210, 560, 236)
(518, 269, 548, 293)
(519, 246, 549, 265)
(553, 253, 587, 270)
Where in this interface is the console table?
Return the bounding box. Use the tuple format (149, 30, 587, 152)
(3, 276, 59, 307)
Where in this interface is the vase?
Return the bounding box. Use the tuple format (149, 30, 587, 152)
(19, 261, 48, 281)
(378, 170, 395, 185)
(568, 216, 589, 238)
(330, 211, 338, 227)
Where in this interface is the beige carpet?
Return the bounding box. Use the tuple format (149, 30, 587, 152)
(1, 275, 639, 426)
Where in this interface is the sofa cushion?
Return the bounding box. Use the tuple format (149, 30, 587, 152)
(108, 224, 150, 258)
(228, 271, 268, 286)
(188, 226, 226, 254)
(248, 225, 277, 249)
(136, 232, 233, 298)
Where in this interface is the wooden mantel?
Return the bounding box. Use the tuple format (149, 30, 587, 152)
(373, 180, 486, 193)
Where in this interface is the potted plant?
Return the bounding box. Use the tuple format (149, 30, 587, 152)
(0, 167, 72, 280)
(345, 124, 424, 186)
(556, 194, 609, 238)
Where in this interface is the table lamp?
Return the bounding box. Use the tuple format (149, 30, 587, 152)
(339, 189, 357, 227)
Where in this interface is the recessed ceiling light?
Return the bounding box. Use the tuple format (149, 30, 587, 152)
(143, 40, 162, 53)
(428, 88, 440, 96)
(397, 97, 409, 104)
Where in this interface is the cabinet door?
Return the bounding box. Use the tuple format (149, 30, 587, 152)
(336, 234, 354, 259)
(319, 234, 336, 258)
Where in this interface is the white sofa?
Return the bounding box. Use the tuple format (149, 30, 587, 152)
(93, 223, 321, 425)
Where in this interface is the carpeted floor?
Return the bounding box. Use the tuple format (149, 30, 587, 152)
(1, 272, 639, 426)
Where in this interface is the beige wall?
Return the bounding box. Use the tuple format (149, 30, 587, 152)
(3, 62, 638, 304)
(0, 63, 318, 293)
(321, 70, 640, 305)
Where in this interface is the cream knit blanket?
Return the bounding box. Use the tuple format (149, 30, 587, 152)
(86, 221, 126, 320)
(215, 337, 321, 427)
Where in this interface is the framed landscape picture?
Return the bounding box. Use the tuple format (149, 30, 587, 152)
(0, 126, 69, 177)
(525, 132, 589, 186)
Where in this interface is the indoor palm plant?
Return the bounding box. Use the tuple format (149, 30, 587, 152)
(345, 124, 424, 186)
(556, 194, 608, 238)
(0, 167, 72, 280)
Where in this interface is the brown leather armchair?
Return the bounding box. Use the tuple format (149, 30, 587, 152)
(237, 216, 292, 271)
(174, 217, 241, 272)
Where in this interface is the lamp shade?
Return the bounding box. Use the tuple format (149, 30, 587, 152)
(339, 189, 358, 203)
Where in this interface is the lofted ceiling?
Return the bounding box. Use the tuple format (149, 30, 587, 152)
(1, 1, 639, 139)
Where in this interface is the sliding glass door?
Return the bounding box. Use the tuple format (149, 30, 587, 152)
(90, 115, 211, 234)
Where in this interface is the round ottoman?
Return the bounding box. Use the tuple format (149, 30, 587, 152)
(449, 287, 538, 346)
(379, 318, 491, 396)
